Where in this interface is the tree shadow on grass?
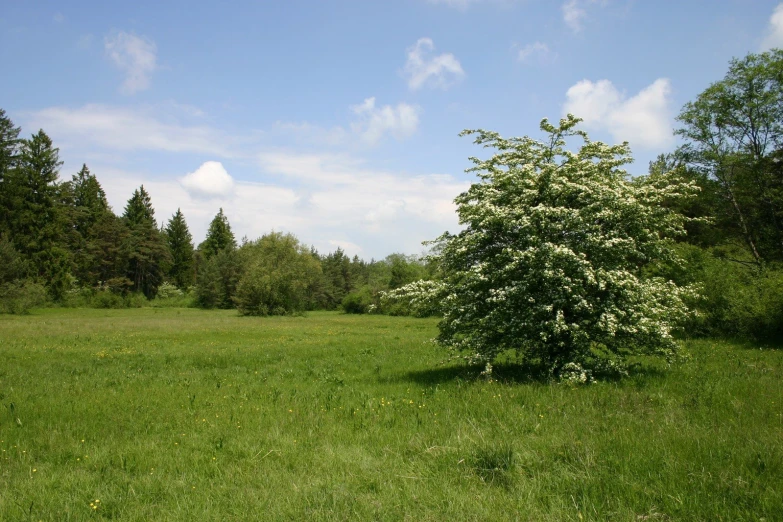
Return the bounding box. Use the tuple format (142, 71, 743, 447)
(399, 361, 553, 386)
(399, 359, 672, 387)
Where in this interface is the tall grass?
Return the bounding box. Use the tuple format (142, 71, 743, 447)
(0, 308, 781, 520)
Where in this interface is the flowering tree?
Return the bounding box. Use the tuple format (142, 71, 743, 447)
(398, 115, 699, 376)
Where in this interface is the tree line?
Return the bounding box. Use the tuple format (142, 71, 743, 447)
(0, 116, 430, 314)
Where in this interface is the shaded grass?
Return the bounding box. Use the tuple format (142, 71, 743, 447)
(0, 308, 781, 520)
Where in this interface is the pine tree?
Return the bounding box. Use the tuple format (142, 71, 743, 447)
(0, 109, 21, 233)
(122, 186, 171, 298)
(199, 208, 236, 259)
(164, 208, 195, 289)
(65, 165, 114, 287)
(4, 130, 71, 298)
(123, 185, 156, 227)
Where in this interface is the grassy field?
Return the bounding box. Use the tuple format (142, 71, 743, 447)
(0, 308, 781, 521)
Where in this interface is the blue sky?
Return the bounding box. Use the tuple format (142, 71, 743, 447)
(2, 0, 782, 259)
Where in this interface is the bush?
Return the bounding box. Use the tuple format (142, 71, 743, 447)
(649, 243, 783, 341)
(92, 290, 125, 309)
(341, 286, 374, 314)
(379, 280, 442, 317)
(0, 280, 47, 314)
(698, 259, 783, 340)
(394, 116, 699, 374)
(234, 232, 321, 316)
(156, 282, 184, 299)
(152, 282, 193, 308)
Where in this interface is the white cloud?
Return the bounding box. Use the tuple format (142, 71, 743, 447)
(761, 3, 783, 50)
(562, 0, 586, 31)
(257, 152, 468, 251)
(350, 97, 420, 145)
(26, 101, 465, 257)
(562, 0, 606, 33)
(84, 152, 467, 259)
(105, 31, 157, 94)
(517, 41, 555, 64)
(26, 104, 241, 157)
(562, 78, 674, 149)
(403, 38, 465, 91)
(180, 161, 235, 198)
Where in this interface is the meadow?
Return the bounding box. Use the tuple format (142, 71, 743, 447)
(0, 308, 781, 521)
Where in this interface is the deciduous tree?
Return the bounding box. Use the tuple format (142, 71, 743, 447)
(390, 116, 698, 377)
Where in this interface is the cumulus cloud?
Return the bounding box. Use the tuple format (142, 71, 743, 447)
(761, 3, 783, 50)
(257, 152, 468, 243)
(403, 38, 465, 90)
(517, 42, 554, 64)
(180, 161, 235, 198)
(562, 78, 674, 149)
(350, 97, 420, 145)
(105, 31, 157, 94)
(85, 152, 467, 259)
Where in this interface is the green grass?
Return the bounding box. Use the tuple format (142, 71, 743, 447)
(1, 308, 781, 521)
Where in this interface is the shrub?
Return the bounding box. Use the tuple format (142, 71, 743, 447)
(156, 282, 184, 299)
(92, 290, 125, 309)
(233, 232, 322, 316)
(393, 116, 699, 374)
(698, 259, 783, 340)
(0, 280, 47, 314)
(379, 280, 443, 317)
(341, 286, 373, 314)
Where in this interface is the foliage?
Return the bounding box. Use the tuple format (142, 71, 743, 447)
(164, 208, 195, 289)
(64, 164, 116, 287)
(341, 285, 374, 314)
(122, 185, 155, 227)
(676, 49, 783, 264)
(318, 247, 358, 309)
(194, 248, 242, 309)
(379, 279, 443, 317)
(0, 279, 46, 314)
(199, 208, 236, 259)
(654, 244, 783, 341)
(151, 281, 193, 308)
(233, 232, 322, 316)
(0, 234, 28, 284)
(0, 108, 21, 233)
(122, 186, 171, 298)
(386, 253, 428, 289)
(3, 130, 71, 298)
(398, 116, 699, 373)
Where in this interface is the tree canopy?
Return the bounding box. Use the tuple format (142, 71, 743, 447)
(391, 116, 699, 376)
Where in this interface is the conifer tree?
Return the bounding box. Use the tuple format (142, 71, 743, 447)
(0, 109, 21, 233)
(164, 208, 195, 289)
(122, 186, 171, 298)
(4, 130, 71, 298)
(123, 185, 156, 227)
(199, 208, 236, 259)
(65, 165, 115, 286)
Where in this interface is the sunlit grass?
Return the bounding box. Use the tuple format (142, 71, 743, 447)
(0, 308, 781, 520)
